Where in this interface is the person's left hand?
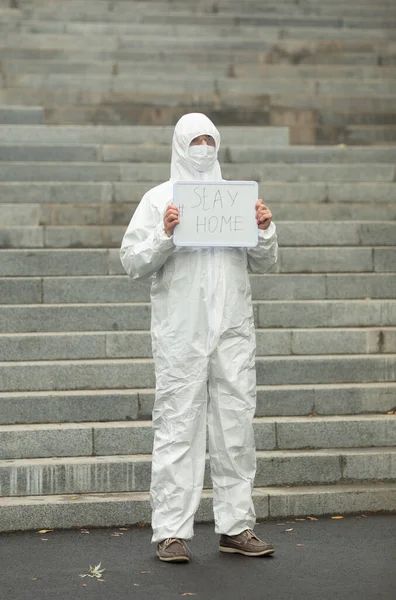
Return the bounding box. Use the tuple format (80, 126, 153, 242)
(255, 199, 272, 230)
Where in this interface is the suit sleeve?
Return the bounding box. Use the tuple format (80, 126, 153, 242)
(246, 221, 278, 274)
(120, 193, 176, 281)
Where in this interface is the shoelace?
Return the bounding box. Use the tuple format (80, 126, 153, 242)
(163, 537, 180, 547)
(244, 529, 258, 541)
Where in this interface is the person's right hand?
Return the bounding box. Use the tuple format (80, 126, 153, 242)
(164, 203, 180, 237)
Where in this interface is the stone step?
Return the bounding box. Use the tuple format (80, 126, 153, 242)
(2, 144, 396, 164)
(2, 92, 395, 134)
(0, 46, 388, 67)
(1, 382, 395, 424)
(1, 327, 395, 362)
(2, 447, 396, 497)
(2, 25, 396, 46)
(0, 33, 279, 53)
(0, 354, 395, 392)
(0, 106, 43, 124)
(16, 16, 392, 35)
(16, 12, 396, 27)
(2, 482, 396, 531)
(0, 181, 394, 206)
(345, 125, 396, 144)
(29, 102, 396, 132)
(17, 0, 396, 7)
(0, 298, 396, 333)
(1, 415, 395, 459)
(22, 1, 396, 19)
(2, 273, 395, 306)
(1, 301, 396, 333)
(1, 222, 395, 249)
(6, 19, 396, 41)
(10, 2, 396, 19)
(0, 162, 393, 182)
(0, 125, 289, 146)
(0, 37, 392, 61)
(2, 202, 396, 225)
(1, 247, 395, 278)
(3, 60, 396, 80)
(6, 73, 396, 96)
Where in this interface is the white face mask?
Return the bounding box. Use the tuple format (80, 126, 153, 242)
(188, 144, 216, 171)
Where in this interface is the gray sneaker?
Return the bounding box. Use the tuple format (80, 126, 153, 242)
(156, 538, 191, 563)
(219, 529, 275, 557)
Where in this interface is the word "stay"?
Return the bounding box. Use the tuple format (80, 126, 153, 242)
(191, 186, 238, 211)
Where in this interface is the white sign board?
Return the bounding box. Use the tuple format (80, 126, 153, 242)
(173, 181, 258, 247)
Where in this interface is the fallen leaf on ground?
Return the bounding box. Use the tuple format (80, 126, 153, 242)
(111, 532, 123, 537)
(119, 527, 128, 531)
(307, 516, 318, 521)
(140, 571, 151, 574)
(331, 516, 344, 519)
(80, 563, 106, 580)
(41, 538, 48, 541)
(82, 584, 87, 587)
(134, 584, 140, 587)
(295, 518, 305, 521)
(80, 529, 90, 534)
(31, 578, 40, 581)
(181, 594, 197, 597)
(37, 529, 53, 534)
(296, 544, 304, 547)
(71, 497, 79, 500)
(286, 528, 294, 532)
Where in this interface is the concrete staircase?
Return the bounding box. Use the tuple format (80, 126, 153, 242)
(1, 0, 396, 142)
(0, 0, 396, 531)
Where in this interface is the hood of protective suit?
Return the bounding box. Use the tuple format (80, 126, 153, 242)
(170, 113, 222, 181)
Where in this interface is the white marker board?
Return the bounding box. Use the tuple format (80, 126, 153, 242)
(173, 181, 258, 247)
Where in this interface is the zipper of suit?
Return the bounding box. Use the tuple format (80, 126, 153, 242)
(199, 170, 216, 349)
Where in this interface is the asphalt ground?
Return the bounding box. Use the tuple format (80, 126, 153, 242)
(0, 514, 395, 600)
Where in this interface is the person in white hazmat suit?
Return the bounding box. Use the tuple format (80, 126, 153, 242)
(120, 113, 278, 563)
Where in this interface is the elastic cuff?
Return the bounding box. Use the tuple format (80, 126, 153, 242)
(258, 221, 276, 239)
(156, 222, 175, 246)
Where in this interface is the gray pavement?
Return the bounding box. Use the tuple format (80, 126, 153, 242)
(0, 515, 395, 600)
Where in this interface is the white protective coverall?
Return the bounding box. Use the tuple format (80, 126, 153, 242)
(120, 113, 278, 544)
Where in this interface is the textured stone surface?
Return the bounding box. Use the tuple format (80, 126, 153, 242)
(0, 304, 151, 333)
(0, 488, 270, 532)
(3, 447, 395, 496)
(0, 125, 288, 145)
(0, 182, 113, 204)
(0, 423, 93, 460)
(0, 107, 43, 125)
(0, 278, 42, 304)
(0, 389, 141, 424)
(0, 249, 108, 277)
(275, 415, 396, 449)
(0, 359, 155, 392)
(256, 355, 396, 385)
(0, 145, 99, 162)
(43, 276, 149, 303)
(268, 483, 396, 518)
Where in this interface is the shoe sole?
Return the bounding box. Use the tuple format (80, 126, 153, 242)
(156, 552, 190, 563)
(219, 546, 275, 557)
